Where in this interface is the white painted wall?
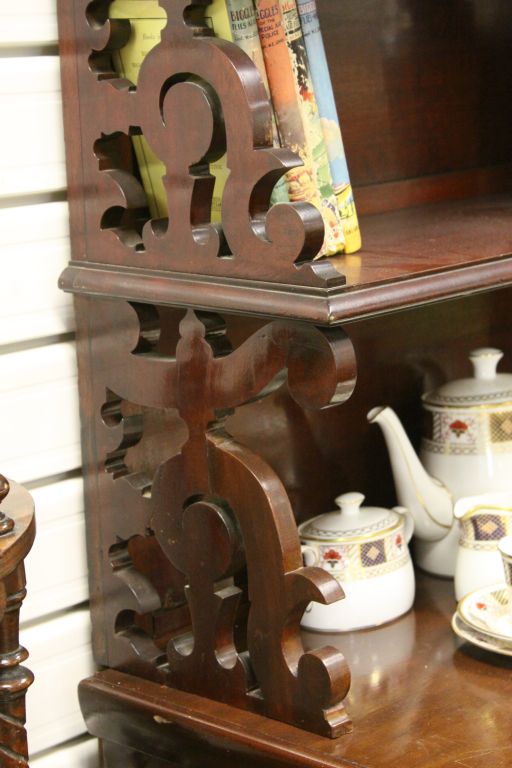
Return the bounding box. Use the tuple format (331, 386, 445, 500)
(0, 3, 98, 764)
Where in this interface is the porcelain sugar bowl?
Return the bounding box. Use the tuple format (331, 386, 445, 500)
(298, 492, 415, 632)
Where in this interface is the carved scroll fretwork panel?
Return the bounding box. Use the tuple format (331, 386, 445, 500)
(84, 299, 356, 737)
(70, 0, 346, 289)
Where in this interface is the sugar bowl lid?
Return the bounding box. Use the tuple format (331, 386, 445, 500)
(298, 492, 401, 542)
(423, 348, 512, 407)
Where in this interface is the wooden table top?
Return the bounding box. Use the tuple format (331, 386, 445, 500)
(302, 570, 512, 768)
(81, 570, 512, 768)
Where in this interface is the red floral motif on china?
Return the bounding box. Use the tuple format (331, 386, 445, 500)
(449, 419, 469, 438)
(323, 548, 342, 562)
(476, 601, 487, 611)
(394, 533, 403, 549)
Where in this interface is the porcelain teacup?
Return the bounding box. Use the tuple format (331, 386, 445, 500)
(498, 536, 512, 592)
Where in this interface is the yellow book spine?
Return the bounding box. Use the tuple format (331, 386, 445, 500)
(109, 1, 167, 219)
(204, 0, 233, 224)
(110, 0, 230, 224)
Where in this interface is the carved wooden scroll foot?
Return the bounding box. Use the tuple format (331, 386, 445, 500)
(96, 303, 356, 737)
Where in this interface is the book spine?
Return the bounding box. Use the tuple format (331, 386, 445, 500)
(297, 0, 361, 252)
(278, 0, 345, 256)
(109, 0, 231, 225)
(255, 0, 343, 256)
(225, 0, 288, 204)
(109, 1, 168, 219)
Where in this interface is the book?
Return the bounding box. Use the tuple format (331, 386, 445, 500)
(109, 0, 167, 219)
(255, 0, 344, 256)
(110, 0, 287, 224)
(296, 0, 361, 252)
(109, 0, 233, 223)
(224, 0, 288, 204)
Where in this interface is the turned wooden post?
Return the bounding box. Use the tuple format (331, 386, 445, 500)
(0, 476, 35, 766)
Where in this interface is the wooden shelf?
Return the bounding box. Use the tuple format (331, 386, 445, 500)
(79, 572, 512, 768)
(61, 192, 512, 326)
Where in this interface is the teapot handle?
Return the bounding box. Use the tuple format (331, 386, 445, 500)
(301, 544, 318, 567)
(393, 506, 414, 544)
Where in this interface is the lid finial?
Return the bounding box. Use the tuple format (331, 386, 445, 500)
(335, 492, 365, 516)
(469, 348, 503, 381)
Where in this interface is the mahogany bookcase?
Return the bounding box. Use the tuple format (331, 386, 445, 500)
(57, 1, 512, 766)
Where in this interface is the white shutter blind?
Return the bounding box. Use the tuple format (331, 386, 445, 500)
(1, 1, 97, 763)
(0, 1, 58, 47)
(0, 57, 66, 198)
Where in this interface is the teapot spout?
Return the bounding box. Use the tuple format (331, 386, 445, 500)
(367, 406, 453, 541)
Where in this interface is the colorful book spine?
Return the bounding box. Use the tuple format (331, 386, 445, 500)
(225, 0, 288, 204)
(297, 0, 361, 252)
(109, 0, 168, 219)
(255, 0, 344, 256)
(279, 0, 345, 255)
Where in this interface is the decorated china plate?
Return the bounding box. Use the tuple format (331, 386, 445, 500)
(457, 584, 512, 643)
(451, 613, 512, 657)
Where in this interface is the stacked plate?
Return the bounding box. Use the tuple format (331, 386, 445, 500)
(452, 584, 512, 656)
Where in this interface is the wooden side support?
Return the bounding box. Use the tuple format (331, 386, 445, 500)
(58, 0, 358, 743)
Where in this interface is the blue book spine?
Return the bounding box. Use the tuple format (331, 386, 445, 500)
(297, 0, 361, 251)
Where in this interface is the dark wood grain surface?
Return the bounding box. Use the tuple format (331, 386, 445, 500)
(61, 191, 512, 325)
(80, 571, 512, 768)
(57, 0, 512, 324)
(318, 0, 512, 189)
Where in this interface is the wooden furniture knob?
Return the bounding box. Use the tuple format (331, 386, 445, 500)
(0, 474, 14, 535)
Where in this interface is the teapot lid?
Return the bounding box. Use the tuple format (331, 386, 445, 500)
(298, 492, 401, 542)
(423, 348, 512, 407)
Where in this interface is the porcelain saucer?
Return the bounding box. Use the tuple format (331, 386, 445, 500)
(451, 613, 512, 657)
(458, 583, 512, 643)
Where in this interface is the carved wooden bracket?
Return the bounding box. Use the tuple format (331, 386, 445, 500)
(96, 303, 356, 737)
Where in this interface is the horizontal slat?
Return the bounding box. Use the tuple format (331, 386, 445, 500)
(0, 202, 73, 345)
(0, 343, 81, 484)
(22, 609, 95, 755)
(0, 201, 69, 245)
(32, 737, 99, 767)
(0, 1, 58, 47)
(0, 340, 76, 390)
(23, 477, 87, 622)
(0, 57, 65, 198)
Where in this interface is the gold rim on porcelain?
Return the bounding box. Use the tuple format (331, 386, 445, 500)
(298, 518, 404, 544)
(451, 613, 512, 656)
(457, 584, 512, 644)
(423, 400, 512, 411)
(457, 504, 512, 522)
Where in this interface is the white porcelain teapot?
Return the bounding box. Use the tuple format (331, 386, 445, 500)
(368, 348, 512, 577)
(298, 492, 415, 632)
